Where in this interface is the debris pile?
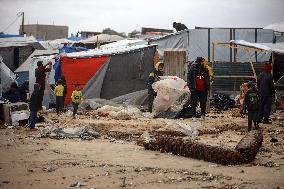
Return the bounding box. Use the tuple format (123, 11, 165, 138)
(39, 124, 101, 140)
(210, 93, 236, 111)
(143, 130, 263, 165)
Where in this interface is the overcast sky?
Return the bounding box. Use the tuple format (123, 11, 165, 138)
(0, 0, 283, 35)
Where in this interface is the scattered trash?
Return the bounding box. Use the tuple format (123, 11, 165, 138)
(96, 105, 144, 120)
(210, 93, 236, 110)
(70, 182, 86, 188)
(39, 124, 101, 140)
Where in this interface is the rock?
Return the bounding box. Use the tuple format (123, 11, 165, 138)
(43, 165, 57, 172)
(2, 181, 10, 184)
(70, 182, 86, 187)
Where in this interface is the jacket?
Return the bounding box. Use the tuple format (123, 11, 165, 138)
(257, 72, 275, 97)
(187, 62, 210, 92)
(29, 86, 41, 111)
(148, 62, 164, 90)
(55, 84, 64, 97)
(242, 88, 260, 112)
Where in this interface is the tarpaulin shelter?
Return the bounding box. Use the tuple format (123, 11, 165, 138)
(150, 28, 274, 94)
(60, 44, 156, 105)
(0, 36, 45, 71)
(0, 56, 17, 95)
(14, 49, 59, 85)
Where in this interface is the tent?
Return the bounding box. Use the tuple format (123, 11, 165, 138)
(59, 44, 156, 105)
(150, 28, 274, 62)
(0, 56, 17, 95)
(0, 36, 45, 71)
(14, 49, 59, 85)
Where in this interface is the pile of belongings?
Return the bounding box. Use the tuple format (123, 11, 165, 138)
(39, 125, 100, 140)
(210, 93, 236, 110)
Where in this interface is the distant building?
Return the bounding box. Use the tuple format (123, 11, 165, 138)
(80, 31, 101, 39)
(20, 24, 69, 40)
(141, 27, 173, 35)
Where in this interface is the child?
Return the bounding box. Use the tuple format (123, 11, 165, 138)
(240, 81, 260, 131)
(71, 84, 83, 118)
(29, 83, 41, 130)
(54, 79, 64, 115)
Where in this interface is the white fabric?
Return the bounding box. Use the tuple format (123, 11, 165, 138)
(0, 57, 17, 93)
(264, 22, 284, 33)
(0, 36, 38, 47)
(230, 40, 284, 54)
(15, 50, 58, 73)
(65, 44, 156, 58)
(100, 39, 146, 49)
(152, 76, 189, 112)
(79, 34, 124, 44)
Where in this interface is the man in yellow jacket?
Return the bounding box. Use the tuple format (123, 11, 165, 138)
(71, 84, 83, 118)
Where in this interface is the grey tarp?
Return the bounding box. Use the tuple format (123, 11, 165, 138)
(0, 58, 17, 94)
(151, 28, 274, 62)
(81, 46, 156, 100)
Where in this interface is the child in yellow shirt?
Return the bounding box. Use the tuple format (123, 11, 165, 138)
(71, 84, 83, 118)
(54, 79, 64, 114)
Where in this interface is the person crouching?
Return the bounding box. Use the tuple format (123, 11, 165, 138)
(71, 84, 83, 118)
(240, 81, 260, 132)
(54, 79, 64, 115)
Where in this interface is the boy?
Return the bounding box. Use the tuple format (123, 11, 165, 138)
(240, 81, 260, 131)
(54, 79, 64, 115)
(71, 84, 83, 118)
(29, 83, 41, 130)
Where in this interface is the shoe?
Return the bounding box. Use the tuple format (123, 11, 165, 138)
(201, 115, 205, 120)
(29, 128, 38, 131)
(262, 119, 272, 124)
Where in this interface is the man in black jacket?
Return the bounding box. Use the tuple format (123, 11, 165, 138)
(257, 63, 275, 124)
(29, 83, 41, 130)
(187, 57, 210, 120)
(173, 22, 188, 32)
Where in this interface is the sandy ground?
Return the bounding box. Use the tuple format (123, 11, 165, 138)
(0, 109, 283, 189)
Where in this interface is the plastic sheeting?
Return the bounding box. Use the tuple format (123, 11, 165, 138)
(83, 46, 155, 100)
(151, 29, 274, 62)
(0, 58, 17, 94)
(61, 56, 109, 104)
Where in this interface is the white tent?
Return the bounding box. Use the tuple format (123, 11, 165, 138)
(0, 36, 44, 49)
(79, 34, 124, 44)
(100, 39, 146, 49)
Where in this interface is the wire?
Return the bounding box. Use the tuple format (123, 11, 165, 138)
(1, 14, 22, 33)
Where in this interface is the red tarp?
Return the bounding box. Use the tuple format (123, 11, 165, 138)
(61, 56, 109, 105)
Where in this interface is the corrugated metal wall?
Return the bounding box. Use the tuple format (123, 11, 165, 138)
(163, 51, 187, 80)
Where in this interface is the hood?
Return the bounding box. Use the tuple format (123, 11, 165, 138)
(155, 62, 164, 71)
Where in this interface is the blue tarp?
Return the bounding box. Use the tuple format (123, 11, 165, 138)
(59, 46, 88, 54)
(0, 34, 23, 38)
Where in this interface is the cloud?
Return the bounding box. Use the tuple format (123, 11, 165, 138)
(0, 0, 283, 35)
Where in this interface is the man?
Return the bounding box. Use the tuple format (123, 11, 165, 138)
(173, 22, 188, 32)
(187, 57, 210, 120)
(148, 62, 164, 112)
(29, 83, 41, 130)
(257, 63, 275, 124)
(35, 61, 52, 108)
(19, 80, 29, 102)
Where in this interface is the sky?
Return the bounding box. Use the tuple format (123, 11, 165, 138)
(0, 0, 283, 36)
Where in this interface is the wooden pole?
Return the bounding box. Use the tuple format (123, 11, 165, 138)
(271, 52, 275, 75)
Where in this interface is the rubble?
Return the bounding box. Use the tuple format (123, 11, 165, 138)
(39, 124, 101, 140)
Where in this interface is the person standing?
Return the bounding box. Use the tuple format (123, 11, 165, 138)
(29, 83, 41, 130)
(54, 79, 64, 115)
(173, 22, 188, 32)
(240, 82, 260, 131)
(187, 57, 210, 120)
(61, 75, 67, 107)
(147, 62, 164, 112)
(35, 61, 52, 108)
(71, 84, 83, 118)
(257, 63, 275, 124)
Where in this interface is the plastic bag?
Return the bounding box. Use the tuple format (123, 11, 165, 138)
(152, 76, 189, 112)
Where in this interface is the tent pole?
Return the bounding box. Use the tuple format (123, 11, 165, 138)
(272, 52, 275, 76)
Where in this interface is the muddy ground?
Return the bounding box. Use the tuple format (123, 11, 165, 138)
(0, 109, 283, 189)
